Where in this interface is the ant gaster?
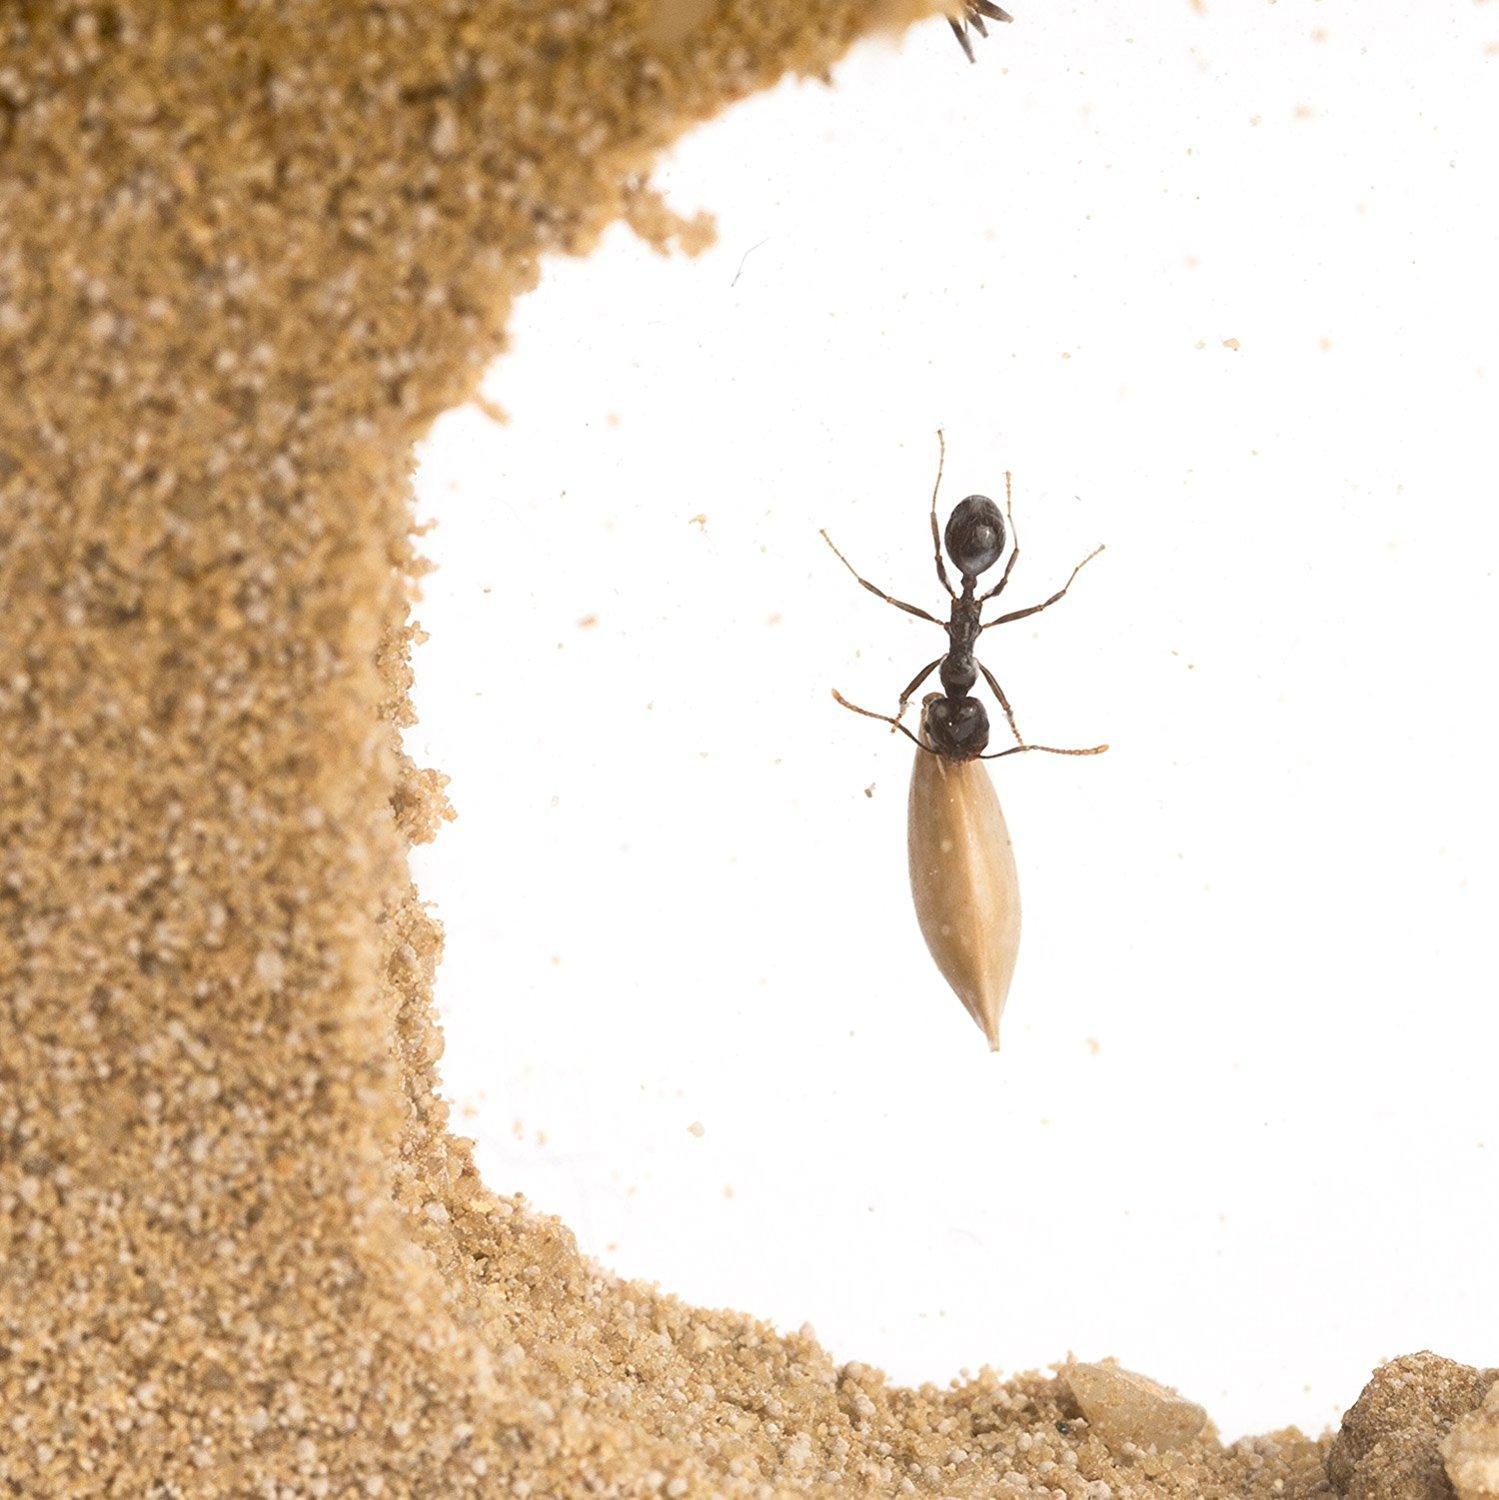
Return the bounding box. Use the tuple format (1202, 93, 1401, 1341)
(822, 432, 1106, 763)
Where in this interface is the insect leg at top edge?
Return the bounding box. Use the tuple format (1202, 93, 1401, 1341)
(948, 0, 1014, 63)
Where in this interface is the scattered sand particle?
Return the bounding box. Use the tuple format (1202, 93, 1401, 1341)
(471, 394, 510, 426)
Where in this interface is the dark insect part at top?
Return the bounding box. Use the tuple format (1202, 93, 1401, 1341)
(822, 431, 1107, 764)
(949, 0, 1014, 64)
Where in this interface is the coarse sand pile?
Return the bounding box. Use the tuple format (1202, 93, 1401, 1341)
(0, 3, 1492, 1495)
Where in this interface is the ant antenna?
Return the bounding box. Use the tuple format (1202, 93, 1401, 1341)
(979, 741, 1109, 760)
(831, 690, 931, 754)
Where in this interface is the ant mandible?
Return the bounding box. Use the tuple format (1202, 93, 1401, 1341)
(821, 431, 1106, 763)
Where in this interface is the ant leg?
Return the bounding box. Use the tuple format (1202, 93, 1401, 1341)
(977, 472, 1020, 603)
(979, 740, 1109, 761)
(820, 530, 944, 625)
(929, 431, 956, 598)
(895, 657, 944, 725)
(976, 660, 1024, 747)
(983, 544, 1104, 629)
(948, 14, 976, 61)
(831, 690, 934, 754)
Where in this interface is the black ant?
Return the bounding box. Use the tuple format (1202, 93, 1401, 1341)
(949, 0, 1013, 63)
(821, 432, 1107, 763)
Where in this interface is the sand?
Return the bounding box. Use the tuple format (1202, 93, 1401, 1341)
(0, 3, 1488, 1495)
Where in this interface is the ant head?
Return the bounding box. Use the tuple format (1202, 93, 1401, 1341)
(920, 692, 990, 760)
(944, 495, 1006, 580)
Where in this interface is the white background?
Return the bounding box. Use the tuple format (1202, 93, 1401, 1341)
(408, 1, 1499, 1441)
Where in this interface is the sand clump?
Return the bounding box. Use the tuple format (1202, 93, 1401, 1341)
(1325, 1354, 1495, 1500)
(1444, 1383, 1499, 1500)
(0, 3, 1482, 1495)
